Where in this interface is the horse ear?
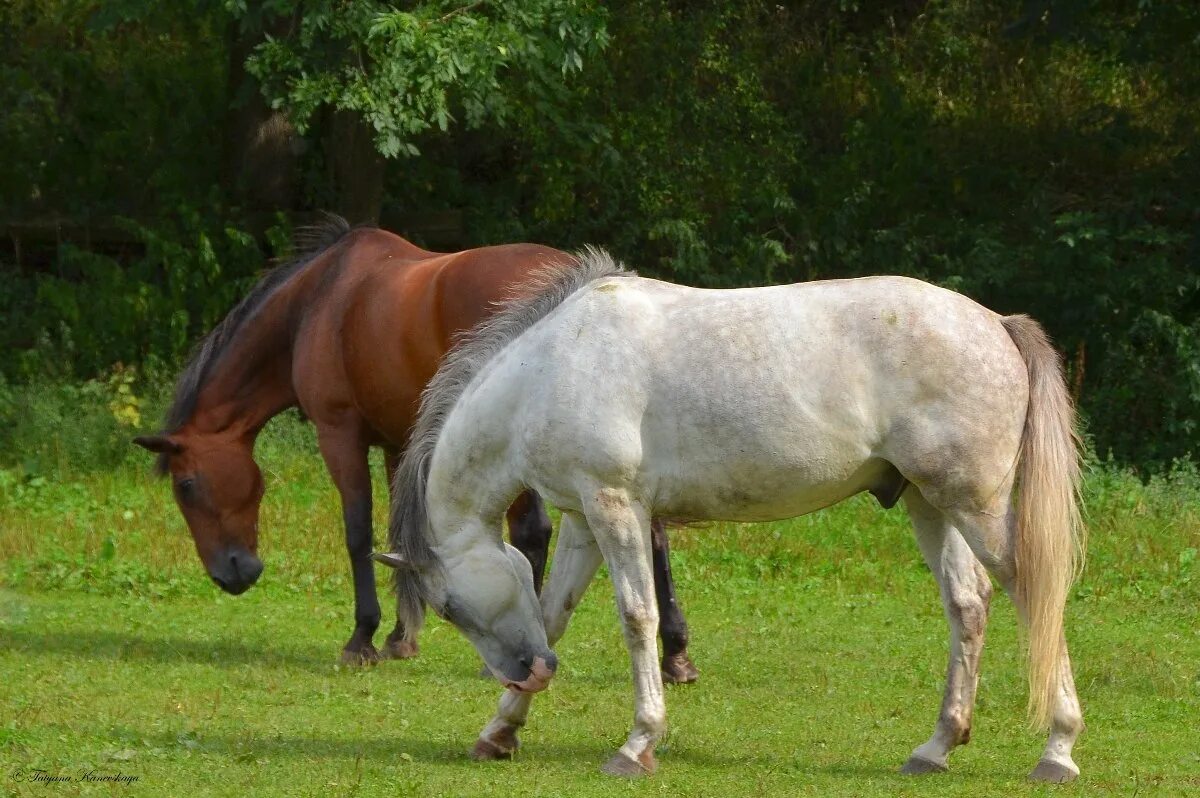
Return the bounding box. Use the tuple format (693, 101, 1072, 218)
(132, 435, 183, 455)
(372, 551, 416, 571)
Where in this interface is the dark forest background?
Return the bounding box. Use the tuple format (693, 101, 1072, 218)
(2, 1, 1198, 471)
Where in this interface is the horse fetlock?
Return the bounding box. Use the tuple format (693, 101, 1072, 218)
(938, 708, 973, 746)
(633, 709, 667, 741)
(472, 724, 520, 761)
(381, 636, 419, 660)
(355, 611, 382, 635)
(1052, 705, 1085, 738)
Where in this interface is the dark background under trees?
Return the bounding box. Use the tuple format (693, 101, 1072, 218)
(2, 0, 1198, 472)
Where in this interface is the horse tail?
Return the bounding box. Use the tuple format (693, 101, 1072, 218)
(1002, 314, 1085, 730)
(388, 447, 432, 644)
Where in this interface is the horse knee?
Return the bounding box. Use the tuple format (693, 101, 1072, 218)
(620, 608, 658, 642)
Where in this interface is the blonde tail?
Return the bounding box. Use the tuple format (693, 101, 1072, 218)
(1002, 315, 1086, 730)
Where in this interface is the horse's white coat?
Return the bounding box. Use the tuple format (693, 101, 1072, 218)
(414, 272, 1083, 778)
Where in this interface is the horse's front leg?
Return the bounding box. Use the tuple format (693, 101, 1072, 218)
(473, 511, 603, 759)
(651, 519, 699, 684)
(586, 491, 664, 777)
(316, 425, 383, 666)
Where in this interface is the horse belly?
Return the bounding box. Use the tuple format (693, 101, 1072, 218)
(650, 451, 887, 523)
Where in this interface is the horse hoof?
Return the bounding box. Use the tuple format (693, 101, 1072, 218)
(661, 652, 699, 684)
(471, 726, 519, 761)
(1029, 759, 1078, 783)
(339, 644, 380, 666)
(381, 638, 419, 660)
(471, 738, 514, 761)
(900, 755, 948, 775)
(600, 751, 656, 777)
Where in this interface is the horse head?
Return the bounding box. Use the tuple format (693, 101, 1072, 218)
(134, 431, 265, 595)
(376, 540, 556, 693)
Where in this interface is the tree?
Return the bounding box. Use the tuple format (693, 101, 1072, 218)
(235, 0, 608, 223)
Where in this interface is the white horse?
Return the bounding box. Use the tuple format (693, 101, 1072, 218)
(378, 250, 1086, 781)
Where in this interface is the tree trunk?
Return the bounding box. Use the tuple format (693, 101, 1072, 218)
(327, 109, 385, 225)
(223, 20, 298, 213)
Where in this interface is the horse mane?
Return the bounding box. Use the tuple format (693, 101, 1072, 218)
(387, 247, 631, 636)
(154, 213, 355, 473)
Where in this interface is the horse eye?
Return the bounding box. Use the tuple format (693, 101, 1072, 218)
(175, 478, 196, 500)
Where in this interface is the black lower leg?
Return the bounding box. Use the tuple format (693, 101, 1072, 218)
(651, 519, 690, 659)
(342, 495, 381, 661)
(507, 489, 552, 594)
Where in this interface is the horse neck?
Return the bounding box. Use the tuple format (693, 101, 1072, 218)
(186, 271, 316, 440)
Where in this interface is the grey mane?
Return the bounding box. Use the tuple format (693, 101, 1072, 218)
(154, 214, 354, 473)
(387, 247, 631, 635)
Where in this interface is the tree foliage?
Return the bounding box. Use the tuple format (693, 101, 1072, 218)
(242, 0, 608, 157)
(2, 0, 1198, 470)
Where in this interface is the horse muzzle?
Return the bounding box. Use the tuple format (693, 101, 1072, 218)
(500, 653, 557, 693)
(209, 546, 263, 595)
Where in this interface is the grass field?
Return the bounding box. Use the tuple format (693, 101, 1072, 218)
(1, 417, 1198, 796)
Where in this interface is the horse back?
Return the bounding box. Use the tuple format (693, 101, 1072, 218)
(471, 274, 1028, 521)
(292, 229, 573, 446)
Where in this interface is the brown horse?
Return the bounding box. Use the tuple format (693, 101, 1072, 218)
(133, 217, 699, 682)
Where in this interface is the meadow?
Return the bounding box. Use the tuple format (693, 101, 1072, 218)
(1, 411, 1198, 797)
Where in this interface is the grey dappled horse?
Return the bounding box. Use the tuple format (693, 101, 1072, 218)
(378, 251, 1085, 781)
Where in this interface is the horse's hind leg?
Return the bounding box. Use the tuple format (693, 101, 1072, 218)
(944, 504, 1084, 782)
(900, 488, 993, 774)
(651, 520, 699, 684)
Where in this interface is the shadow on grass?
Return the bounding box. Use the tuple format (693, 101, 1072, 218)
(1, 627, 334, 670)
(110, 726, 623, 766)
(112, 726, 931, 775)
(109, 725, 1034, 787)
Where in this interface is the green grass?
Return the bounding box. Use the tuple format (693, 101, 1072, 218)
(1, 418, 1198, 796)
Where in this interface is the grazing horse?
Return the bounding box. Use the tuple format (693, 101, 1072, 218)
(381, 250, 1086, 781)
(132, 218, 698, 682)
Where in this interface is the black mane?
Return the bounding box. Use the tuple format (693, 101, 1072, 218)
(154, 214, 355, 472)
